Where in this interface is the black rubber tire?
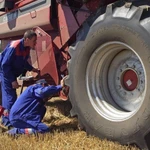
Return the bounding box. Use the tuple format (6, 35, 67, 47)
(67, 1, 150, 150)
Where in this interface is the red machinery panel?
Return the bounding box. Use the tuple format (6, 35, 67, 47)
(0, 0, 53, 39)
(31, 26, 59, 85)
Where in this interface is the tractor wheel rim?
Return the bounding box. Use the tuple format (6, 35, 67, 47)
(86, 41, 146, 121)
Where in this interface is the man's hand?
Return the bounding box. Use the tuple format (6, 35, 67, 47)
(60, 79, 65, 87)
(60, 76, 68, 87)
(12, 81, 19, 89)
(59, 76, 69, 101)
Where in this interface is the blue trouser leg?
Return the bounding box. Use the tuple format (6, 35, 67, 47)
(8, 120, 50, 135)
(36, 122, 50, 133)
(40, 106, 46, 121)
(1, 76, 17, 127)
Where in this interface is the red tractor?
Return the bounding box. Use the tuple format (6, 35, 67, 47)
(1, 0, 150, 149)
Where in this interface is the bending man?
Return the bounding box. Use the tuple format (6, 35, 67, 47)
(7, 78, 65, 135)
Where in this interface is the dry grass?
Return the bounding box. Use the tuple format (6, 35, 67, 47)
(0, 89, 139, 150)
(0, 131, 139, 150)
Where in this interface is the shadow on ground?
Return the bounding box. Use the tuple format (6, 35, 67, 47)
(43, 98, 79, 132)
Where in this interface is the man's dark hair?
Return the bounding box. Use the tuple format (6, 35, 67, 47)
(24, 30, 37, 40)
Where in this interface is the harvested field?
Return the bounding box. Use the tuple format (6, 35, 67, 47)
(0, 88, 139, 150)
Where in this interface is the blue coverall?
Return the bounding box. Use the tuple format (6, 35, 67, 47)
(8, 83, 62, 135)
(0, 39, 33, 127)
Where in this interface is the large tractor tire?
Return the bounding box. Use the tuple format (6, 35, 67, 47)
(66, 1, 150, 149)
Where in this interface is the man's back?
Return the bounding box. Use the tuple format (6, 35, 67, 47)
(9, 83, 62, 126)
(0, 39, 31, 80)
(9, 84, 45, 123)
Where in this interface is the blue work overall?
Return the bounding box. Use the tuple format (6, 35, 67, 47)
(0, 39, 33, 127)
(8, 84, 62, 135)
